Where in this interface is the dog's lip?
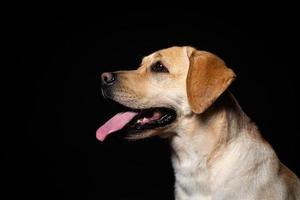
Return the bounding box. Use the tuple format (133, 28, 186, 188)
(124, 106, 177, 133)
(113, 101, 177, 127)
(112, 101, 177, 121)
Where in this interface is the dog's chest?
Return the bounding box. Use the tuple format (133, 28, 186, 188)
(172, 154, 211, 199)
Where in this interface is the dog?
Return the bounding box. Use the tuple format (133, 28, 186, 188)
(97, 46, 300, 199)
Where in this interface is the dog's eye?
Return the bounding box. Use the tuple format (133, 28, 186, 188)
(151, 61, 169, 73)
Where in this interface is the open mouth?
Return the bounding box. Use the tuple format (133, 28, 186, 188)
(126, 107, 176, 131)
(96, 104, 177, 141)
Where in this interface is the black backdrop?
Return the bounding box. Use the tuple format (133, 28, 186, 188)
(5, 3, 299, 200)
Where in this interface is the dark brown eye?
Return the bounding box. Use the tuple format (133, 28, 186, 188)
(151, 61, 169, 73)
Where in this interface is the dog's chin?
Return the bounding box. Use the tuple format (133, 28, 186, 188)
(124, 124, 177, 140)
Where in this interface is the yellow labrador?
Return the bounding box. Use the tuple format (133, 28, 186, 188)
(97, 46, 300, 199)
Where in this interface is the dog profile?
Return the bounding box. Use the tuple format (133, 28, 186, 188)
(97, 46, 300, 199)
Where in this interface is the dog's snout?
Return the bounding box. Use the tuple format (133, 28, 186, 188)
(101, 72, 116, 86)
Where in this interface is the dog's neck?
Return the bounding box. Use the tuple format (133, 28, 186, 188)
(170, 91, 255, 196)
(171, 91, 250, 159)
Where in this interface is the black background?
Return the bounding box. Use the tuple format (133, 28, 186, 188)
(4, 3, 299, 200)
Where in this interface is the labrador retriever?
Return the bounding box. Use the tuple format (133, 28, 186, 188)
(97, 46, 300, 199)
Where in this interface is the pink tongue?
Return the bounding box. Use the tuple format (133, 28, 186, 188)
(96, 112, 138, 141)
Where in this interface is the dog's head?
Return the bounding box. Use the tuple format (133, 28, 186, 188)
(97, 46, 236, 141)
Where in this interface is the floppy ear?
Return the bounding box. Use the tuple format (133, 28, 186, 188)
(187, 51, 236, 114)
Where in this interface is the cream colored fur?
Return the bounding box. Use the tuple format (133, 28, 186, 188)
(105, 46, 300, 199)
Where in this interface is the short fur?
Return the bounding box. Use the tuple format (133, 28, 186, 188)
(103, 46, 300, 199)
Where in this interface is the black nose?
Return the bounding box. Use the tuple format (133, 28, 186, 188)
(101, 72, 116, 86)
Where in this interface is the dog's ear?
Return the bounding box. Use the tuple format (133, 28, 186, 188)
(187, 51, 236, 114)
